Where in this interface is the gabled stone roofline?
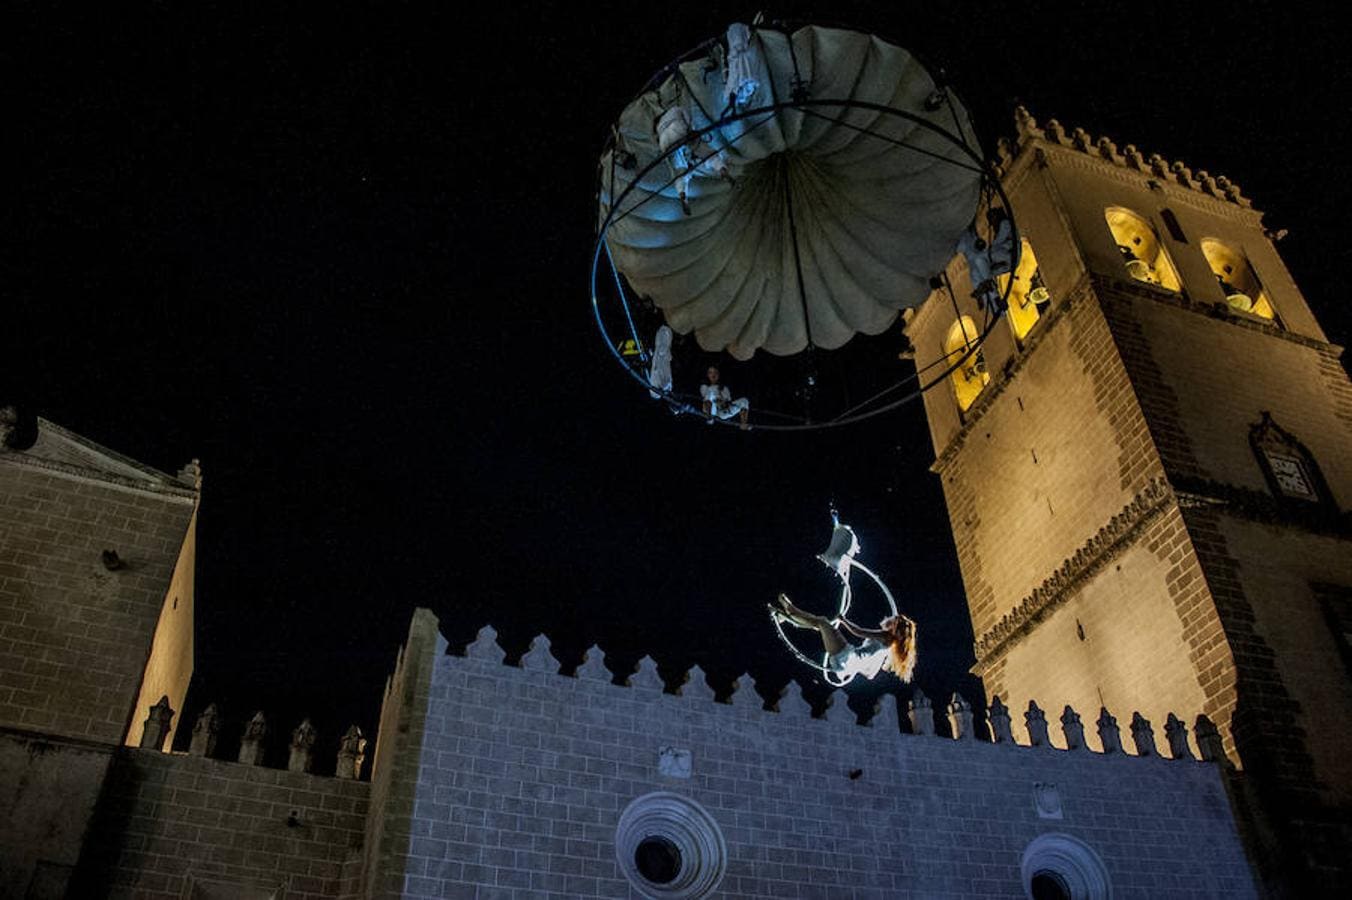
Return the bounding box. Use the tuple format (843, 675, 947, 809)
(0, 417, 199, 501)
(0, 450, 200, 501)
(0, 452, 199, 501)
(37, 418, 189, 484)
(997, 106, 1258, 213)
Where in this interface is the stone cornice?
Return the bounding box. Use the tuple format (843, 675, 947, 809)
(931, 273, 1342, 480)
(0, 723, 121, 754)
(931, 276, 1095, 474)
(1093, 274, 1343, 356)
(1172, 476, 1352, 539)
(0, 451, 198, 503)
(973, 478, 1175, 672)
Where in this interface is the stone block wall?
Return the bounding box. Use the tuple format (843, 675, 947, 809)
(0, 729, 115, 897)
(931, 284, 1165, 644)
(0, 429, 197, 745)
(982, 510, 1214, 756)
(389, 621, 1255, 899)
(72, 748, 370, 898)
(1101, 282, 1352, 503)
(362, 608, 444, 899)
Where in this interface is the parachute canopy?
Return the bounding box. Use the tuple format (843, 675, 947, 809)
(599, 23, 984, 361)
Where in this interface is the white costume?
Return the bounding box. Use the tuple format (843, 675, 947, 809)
(657, 106, 695, 211)
(958, 214, 1015, 308)
(725, 23, 761, 108)
(987, 214, 1015, 276)
(829, 639, 890, 681)
(700, 382, 749, 420)
(648, 325, 674, 398)
(657, 106, 729, 211)
(956, 226, 990, 290)
(656, 107, 693, 162)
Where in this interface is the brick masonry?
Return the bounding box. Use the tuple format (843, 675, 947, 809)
(385, 618, 1256, 899)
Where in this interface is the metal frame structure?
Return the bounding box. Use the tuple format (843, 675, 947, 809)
(591, 26, 1018, 431)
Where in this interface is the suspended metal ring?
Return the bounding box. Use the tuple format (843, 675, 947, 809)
(592, 99, 1016, 430)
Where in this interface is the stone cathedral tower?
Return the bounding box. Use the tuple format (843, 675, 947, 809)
(906, 109, 1352, 891)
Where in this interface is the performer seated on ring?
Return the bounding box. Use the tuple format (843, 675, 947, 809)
(700, 365, 750, 429)
(772, 592, 916, 682)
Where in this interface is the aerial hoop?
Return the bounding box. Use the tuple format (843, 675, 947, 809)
(770, 516, 914, 687)
(591, 21, 1018, 431)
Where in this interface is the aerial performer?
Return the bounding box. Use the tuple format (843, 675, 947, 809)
(655, 105, 731, 216)
(722, 22, 761, 111)
(769, 514, 917, 685)
(958, 208, 1016, 312)
(773, 593, 916, 684)
(594, 20, 1015, 429)
(648, 325, 674, 398)
(700, 366, 750, 429)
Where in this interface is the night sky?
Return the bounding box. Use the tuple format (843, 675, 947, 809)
(10, 3, 1352, 764)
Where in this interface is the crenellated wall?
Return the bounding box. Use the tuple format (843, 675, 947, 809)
(389, 617, 1256, 899)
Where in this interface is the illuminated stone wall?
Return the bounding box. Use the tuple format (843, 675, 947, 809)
(387, 620, 1255, 899)
(0, 422, 197, 745)
(980, 508, 1212, 756)
(911, 114, 1352, 890)
(1103, 282, 1352, 504)
(361, 608, 445, 900)
(1102, 280, 1352, 803)
(925, 285, 1163, 641)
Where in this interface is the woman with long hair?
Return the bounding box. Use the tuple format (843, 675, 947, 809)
(771, 592, 916, 683)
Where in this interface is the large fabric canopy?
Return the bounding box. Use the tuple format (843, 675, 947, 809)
(599, 24, 984, 360)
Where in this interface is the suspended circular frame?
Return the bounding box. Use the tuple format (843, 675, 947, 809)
(772, 555, 901, 687)
(591, 35, 1019, 431)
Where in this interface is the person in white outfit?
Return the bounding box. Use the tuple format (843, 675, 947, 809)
(648, 325, 674, 398)
(656, 106, 732, 215)
(699, 366, 750, 429)
(771, 593, 916, 683)
(724, 23, 761, 109)
(957, 208, 1015, 311)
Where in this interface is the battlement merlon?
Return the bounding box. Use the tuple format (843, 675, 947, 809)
(366, 608, 1258, 898)
(997, 106, 1263, 221)
(404, 611, 1228, 764)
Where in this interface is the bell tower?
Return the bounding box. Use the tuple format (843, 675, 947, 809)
(906, 109, 1352, 890)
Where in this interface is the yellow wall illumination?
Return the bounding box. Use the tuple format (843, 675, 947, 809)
(944, 316, 989, 412)
(999, 238, 1050, 343)
(1201, 238, 1275, 320)
(1104, 207, 1181, 291)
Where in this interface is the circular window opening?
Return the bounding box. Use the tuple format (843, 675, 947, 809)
(635, 835, 683, 884)
(1031, 870, 1072, 900)
(1020, 833, 1110, 900)
(615, 792, 727, 899)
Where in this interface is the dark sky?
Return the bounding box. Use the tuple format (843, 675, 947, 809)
(9, 3, 1352, 763)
